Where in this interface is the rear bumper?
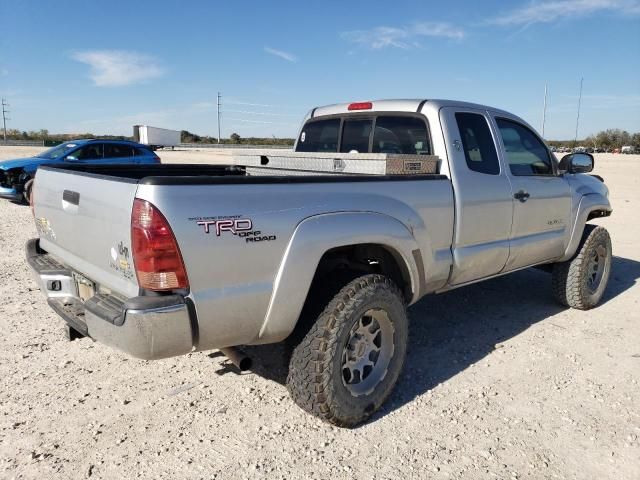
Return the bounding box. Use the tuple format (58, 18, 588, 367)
(26, 238, 195, 360)
(0, 186, 22, 201)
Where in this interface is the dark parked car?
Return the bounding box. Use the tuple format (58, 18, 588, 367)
(0, 139, 160, 203)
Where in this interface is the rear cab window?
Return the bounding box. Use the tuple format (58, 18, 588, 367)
(373, 116, 430, 154)
(296, 119, 340, 152)
(296, 114, 431, 155)
(454, 112, 500, 175)
(340, 119, 372, 153)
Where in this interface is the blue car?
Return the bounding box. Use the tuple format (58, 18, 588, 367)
(0, 139, 160, 203)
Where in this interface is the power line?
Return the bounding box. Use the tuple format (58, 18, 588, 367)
(223, 109, 300, 117)
(225, 100, 304, 110)
(217, 92, 221, 144)
(541, 83, 548, 139)
(1, 98, 9, 143)
(574, 77, 584, 145)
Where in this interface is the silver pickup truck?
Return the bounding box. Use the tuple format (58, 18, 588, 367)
(27, 99, 612, 427)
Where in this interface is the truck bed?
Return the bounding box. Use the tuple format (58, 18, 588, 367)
(39, 163, 447, 184)
(32, 162, 454, 353)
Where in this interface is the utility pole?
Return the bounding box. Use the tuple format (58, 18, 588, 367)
(217, 92, 221, 144)
(541, 83, 548, 138)
(574, 77, 584, 146)
(1, 98, 8, 143)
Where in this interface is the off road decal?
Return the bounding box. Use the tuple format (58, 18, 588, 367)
(189, 215, 276, 243)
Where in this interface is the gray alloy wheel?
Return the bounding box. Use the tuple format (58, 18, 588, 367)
(552, 224, 612, 310)
(286, 274, 408, 427)
(341, 308, 395, 397)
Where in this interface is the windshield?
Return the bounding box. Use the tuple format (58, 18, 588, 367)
(35, 142, 80, 160)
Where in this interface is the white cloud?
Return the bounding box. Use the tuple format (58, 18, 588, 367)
(342, 22, 465, 49)
(264, 47, 297, 62)
(71, 50, 164, 87)
(489, 0, 640, 26)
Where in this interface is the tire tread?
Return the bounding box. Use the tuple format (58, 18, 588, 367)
(286, 274, 406, 427)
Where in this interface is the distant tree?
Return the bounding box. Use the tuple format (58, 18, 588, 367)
(181, 130, 201, 143)
(230, 133, 241, 144)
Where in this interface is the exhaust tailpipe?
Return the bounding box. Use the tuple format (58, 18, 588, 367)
(220, 347, 252, 371)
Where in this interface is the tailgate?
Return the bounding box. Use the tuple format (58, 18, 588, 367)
(33, 167, 139, 298)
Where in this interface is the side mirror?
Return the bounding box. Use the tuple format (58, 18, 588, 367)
(559, 153, 594, 173)
(65, 155, 78, 161)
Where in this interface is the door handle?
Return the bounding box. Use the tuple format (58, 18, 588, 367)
(63, 190, 80, 206)
(513, 190, 530, 202)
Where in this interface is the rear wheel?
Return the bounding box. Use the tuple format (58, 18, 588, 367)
(552, 224, 612, 310)
(286, 274, 408, 427)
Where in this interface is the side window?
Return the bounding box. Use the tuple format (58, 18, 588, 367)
(74, 143, 103, 160)
(134, 147, 150, 156)
(295, 119, 340, 152)
(104, 144, 134, 158)
(340, 119, 372, 153)
(372, 116, 430, 155)
(496, 118, 553, 176)
(455, 112, 500, 175)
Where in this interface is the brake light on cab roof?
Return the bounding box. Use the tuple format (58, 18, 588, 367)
(348, 102, 373, 111)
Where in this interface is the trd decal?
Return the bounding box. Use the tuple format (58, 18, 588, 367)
(197, 218, 253, 236)
(191, 215, 277, 243)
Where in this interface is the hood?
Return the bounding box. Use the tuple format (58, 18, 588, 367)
(0, 157, 53, 171)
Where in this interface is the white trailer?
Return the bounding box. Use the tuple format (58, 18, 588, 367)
(621, 146, 635, 154)
(133, 125, 181, 150)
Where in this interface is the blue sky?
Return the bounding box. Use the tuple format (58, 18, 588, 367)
(1, 0, 639, 139)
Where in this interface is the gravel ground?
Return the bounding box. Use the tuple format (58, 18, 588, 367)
(0, 147, 639, 479)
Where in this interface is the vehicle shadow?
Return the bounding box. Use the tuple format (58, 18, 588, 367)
(239, 255, 640, 423)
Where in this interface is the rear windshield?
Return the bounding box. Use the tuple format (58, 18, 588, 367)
(296, 114, 430, 154)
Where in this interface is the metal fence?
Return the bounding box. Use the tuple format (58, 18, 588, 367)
(1, 140, 294, 150)
(1, 139, 47, 147)
(177, 143, 292, 150)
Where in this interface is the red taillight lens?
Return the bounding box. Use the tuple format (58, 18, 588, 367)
(131, 198, 188, 291)
(348, 101, 372, 111)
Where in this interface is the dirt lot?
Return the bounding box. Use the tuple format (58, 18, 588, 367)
(0, 146, 638, 479)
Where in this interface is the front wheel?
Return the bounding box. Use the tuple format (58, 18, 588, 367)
(552, 224, 612, 310)
(286, 274, 408, 427)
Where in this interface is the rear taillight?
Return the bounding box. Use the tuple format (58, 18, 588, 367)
(131, 198, 188, 291)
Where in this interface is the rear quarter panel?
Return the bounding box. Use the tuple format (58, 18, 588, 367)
(136, 178, 454, 349)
